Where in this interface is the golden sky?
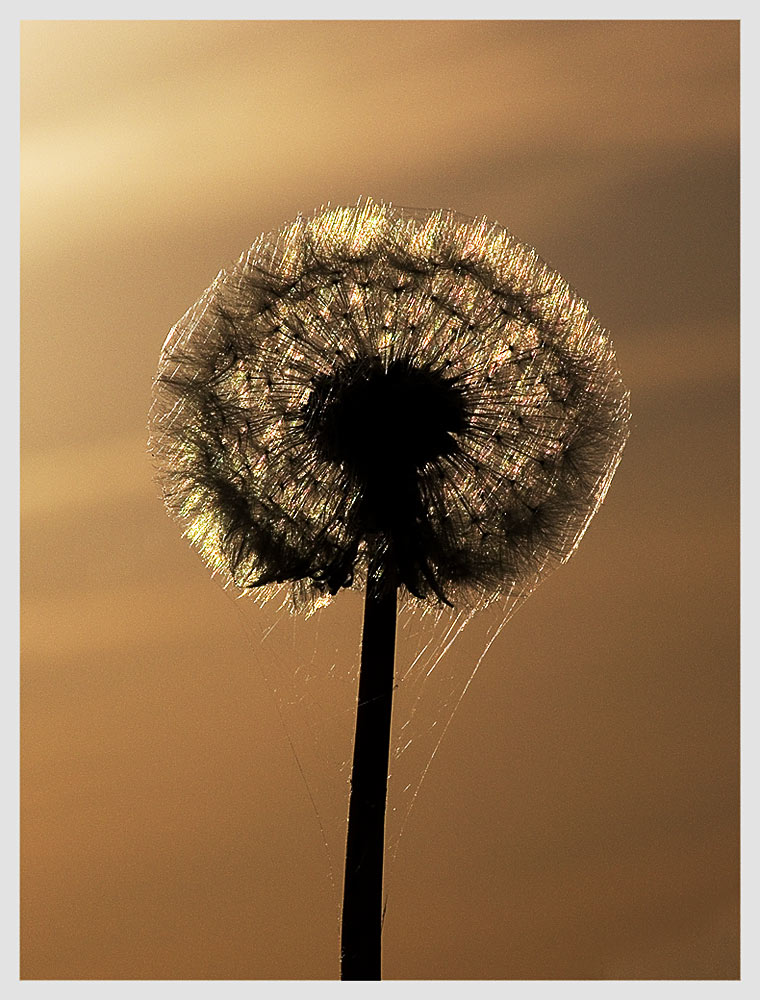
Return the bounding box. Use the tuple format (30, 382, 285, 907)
(20, 20, 739, 980)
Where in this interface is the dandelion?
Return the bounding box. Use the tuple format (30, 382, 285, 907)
(149, 199, 630, 980)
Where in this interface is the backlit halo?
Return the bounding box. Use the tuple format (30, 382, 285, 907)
(149, 200, 630, 611)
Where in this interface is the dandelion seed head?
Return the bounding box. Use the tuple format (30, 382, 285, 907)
(149, 199, 630, 612)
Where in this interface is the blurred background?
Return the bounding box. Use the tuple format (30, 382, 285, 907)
(20, 20, 739, 980)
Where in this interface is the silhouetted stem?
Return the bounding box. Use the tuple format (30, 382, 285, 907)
(340, 558, 397, 981)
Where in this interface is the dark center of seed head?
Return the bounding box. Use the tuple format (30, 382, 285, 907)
(304, 357, 468, 481)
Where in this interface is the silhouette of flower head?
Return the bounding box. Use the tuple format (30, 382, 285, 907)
(149, 200, 630, 610)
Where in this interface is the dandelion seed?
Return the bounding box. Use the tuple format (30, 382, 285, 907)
(148, 199, 630, 980)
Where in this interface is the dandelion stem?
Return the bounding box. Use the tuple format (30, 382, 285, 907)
(340, 554, 397, 981)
